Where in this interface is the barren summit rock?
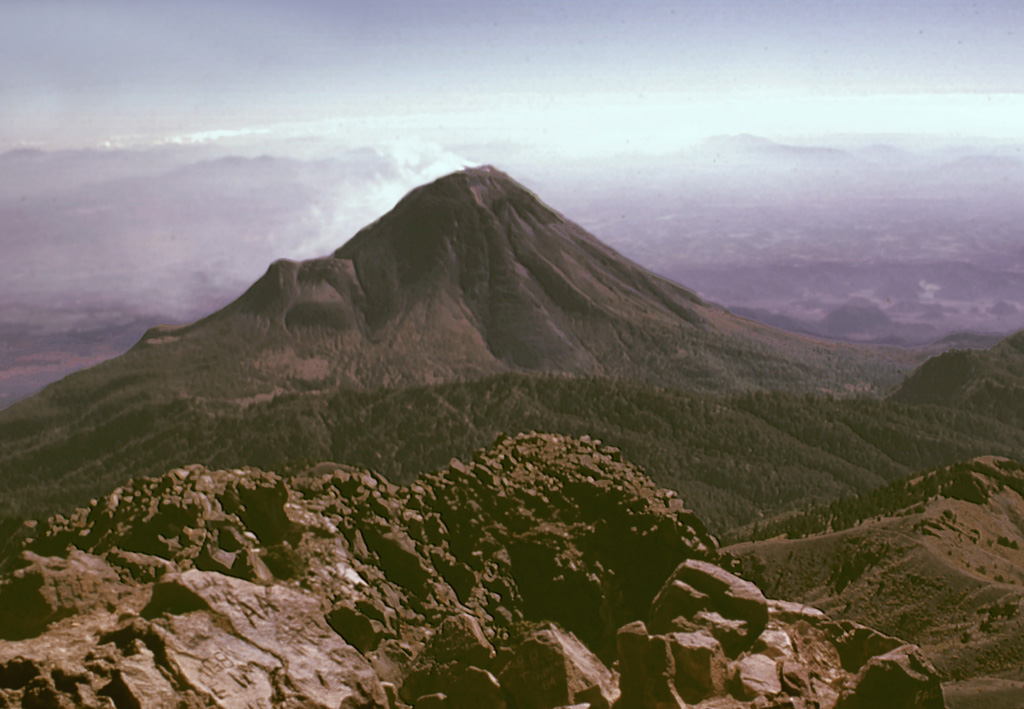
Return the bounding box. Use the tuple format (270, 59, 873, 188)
(0, 434, 944, 708)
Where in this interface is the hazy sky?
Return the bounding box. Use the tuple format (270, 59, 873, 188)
(4, 0, 1024, 154)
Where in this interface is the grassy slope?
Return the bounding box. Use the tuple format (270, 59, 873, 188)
(727, 459, 1024, 683)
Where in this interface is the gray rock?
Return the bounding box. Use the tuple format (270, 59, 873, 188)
(666, 631, 727, 703)
(834, 645, 945, 709)
(500, 626, 618, 709)
(732, 653, 781, 700)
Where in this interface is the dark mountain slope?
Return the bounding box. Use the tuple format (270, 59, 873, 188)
(891, 330, 1024, 423)
(728, 457, 1024, 705)
(210, 164, 709, 383)
(5, 373, 1024, 533)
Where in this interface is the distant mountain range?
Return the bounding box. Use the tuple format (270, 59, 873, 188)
(6, 139, 1024, 407)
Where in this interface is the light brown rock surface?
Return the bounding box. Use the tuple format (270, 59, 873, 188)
(0, 433, 944, 708)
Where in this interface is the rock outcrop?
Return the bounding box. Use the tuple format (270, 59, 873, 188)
(0, 433, 944, 707)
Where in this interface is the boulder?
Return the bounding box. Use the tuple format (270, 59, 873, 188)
(0, 551, 130, 640)
(142, 569, 388, 708)
(327, 604, 389, 653)
(666, 631, 728, 703)
(767, 600, 826, 625)
(363, 527, 434, 593)
(426, 614, 495, 667)
(649, 560, 768, 655)
(780, 659, 811, 696)
(834, 645, 944, 709)
(691, 610, 754, 658)
(500, 626, 618, 709)
(97, 645, 178, 709)
(0, 657, 42, 692)
(826, 621, 904, 673)
(401, 613, 495, 703)
(754, 627, 795, 660)
(613, 622, 685, 709)
(648, 579, 711, 631)
(447, 667, 506, 709)
(731, 653, 781, 700)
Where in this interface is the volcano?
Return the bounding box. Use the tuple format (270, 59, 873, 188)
(0, 166, 908, 517)
(78, 165, 886, 397)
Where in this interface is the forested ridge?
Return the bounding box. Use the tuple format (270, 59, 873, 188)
(3, 373, 1022, 532)
(733, 457, 1024, 543)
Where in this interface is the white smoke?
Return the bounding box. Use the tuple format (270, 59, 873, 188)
(0, 139, 472, 324)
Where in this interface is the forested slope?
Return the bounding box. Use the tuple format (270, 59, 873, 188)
(4, 373, 1021, 532)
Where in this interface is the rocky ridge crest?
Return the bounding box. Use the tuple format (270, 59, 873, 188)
(0, 434, 943, 708)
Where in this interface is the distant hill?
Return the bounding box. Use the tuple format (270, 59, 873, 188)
(727, 457, 1024, 704)
(693, 135, 856, 168)
(891, 329, 1024, 424)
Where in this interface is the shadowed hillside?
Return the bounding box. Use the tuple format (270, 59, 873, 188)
(892, 330, 1024, 425)
(728, 458, 1024, 707)
(4, 374, 1023, 533)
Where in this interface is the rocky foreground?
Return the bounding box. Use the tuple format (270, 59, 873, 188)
(0, 433, 943, 708)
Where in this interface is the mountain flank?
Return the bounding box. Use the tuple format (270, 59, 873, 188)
(727, 457, 1024, 708)
(5, 373, 1024, 529)
(0, 434, 944, 708)
(891, 330, 1024, 424)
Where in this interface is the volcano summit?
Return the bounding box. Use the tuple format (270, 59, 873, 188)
(0, 166, 917, 519)
(56, 165, 896, 401)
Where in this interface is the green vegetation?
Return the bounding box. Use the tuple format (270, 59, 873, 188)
(736, 458, 1024, 543)
(892, 331, 1024, 425)
(3, 373, 1023, 533)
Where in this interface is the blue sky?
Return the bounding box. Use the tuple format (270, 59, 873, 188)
(3, 0, 1024, 153)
